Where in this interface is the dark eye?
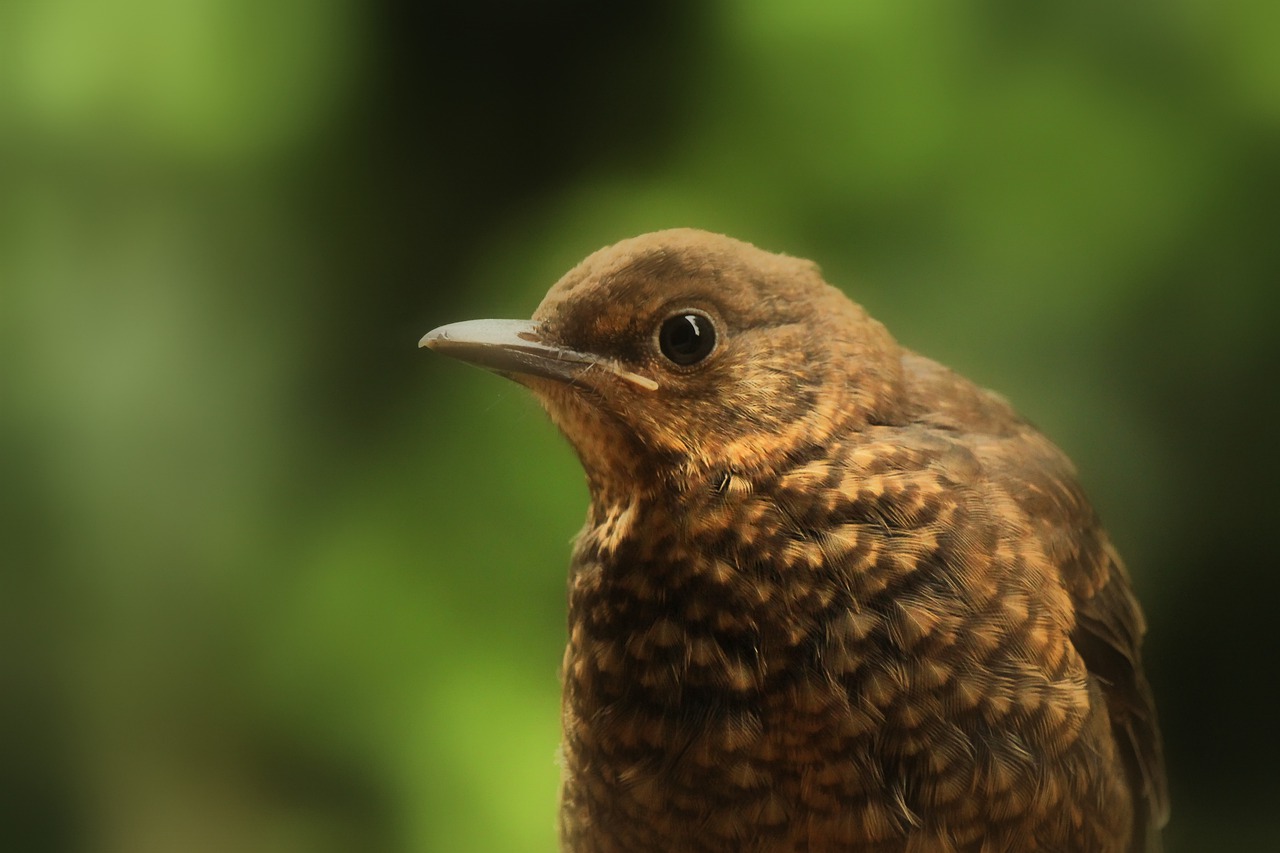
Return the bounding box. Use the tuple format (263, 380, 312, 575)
(657, 311, 717, 366)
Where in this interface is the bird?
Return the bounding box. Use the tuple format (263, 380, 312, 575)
(421, 229, 1168, 853)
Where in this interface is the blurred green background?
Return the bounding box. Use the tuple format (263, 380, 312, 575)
(2, 1, 1277, 851)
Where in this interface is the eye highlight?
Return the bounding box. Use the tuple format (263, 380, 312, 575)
(657, 310, 717, 366)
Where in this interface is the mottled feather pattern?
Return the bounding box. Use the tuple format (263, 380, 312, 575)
(561, 415, 1146, 852)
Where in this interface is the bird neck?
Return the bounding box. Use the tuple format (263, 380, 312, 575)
(568, 453, 841, 697)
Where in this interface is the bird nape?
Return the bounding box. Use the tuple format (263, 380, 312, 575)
(421, 229, 1168, 853)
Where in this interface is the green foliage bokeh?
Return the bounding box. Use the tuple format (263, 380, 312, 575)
(3, 2, 1277, 851)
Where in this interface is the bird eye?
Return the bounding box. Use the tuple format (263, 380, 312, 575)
(657, 311, 717, 366)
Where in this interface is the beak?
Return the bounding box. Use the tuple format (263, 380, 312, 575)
(420, 319, 600, 385)
(421, 319, 658, 391)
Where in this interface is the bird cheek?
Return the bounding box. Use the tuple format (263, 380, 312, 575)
(634, 410, 700, 458)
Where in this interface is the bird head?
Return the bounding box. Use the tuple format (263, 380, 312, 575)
(423, 229, 904, 498)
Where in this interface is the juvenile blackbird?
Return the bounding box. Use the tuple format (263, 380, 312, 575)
(422, 229, 1168, 852)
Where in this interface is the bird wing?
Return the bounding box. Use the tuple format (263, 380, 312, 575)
(901, 352, 1168, 850)
(1070, 545, 1170, 853)
(1000, 430, 1170, 853)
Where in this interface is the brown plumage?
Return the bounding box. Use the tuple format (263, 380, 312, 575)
(422, 229, 1168, 852)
